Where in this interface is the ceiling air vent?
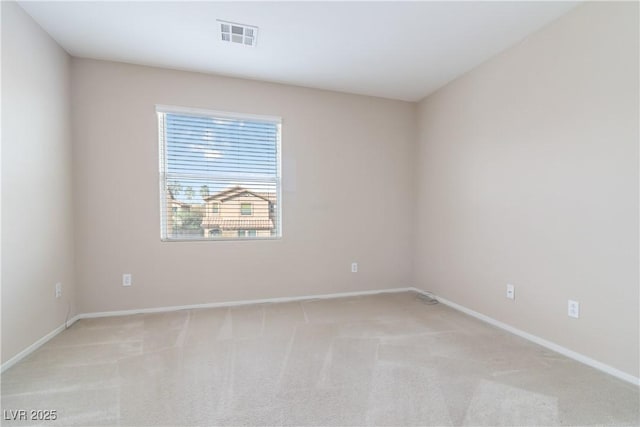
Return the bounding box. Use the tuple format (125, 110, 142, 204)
(218, 20, 258, 47)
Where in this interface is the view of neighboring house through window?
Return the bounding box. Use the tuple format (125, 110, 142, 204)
(158, 106, 281, 240)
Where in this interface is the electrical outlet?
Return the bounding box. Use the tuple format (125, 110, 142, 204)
(122, 274, 132, 287)
(506, 283, 515, 300)
(55, 282, 62, 298)
(568, 300, 579, 318)
(351, 262, 358, 273)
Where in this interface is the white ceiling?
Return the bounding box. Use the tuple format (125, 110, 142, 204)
(19, 1, 578, 102)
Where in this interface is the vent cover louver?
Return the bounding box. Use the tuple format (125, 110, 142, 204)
(218, 20, 258, 47)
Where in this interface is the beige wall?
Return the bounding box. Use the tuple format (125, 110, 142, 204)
(71, 59, 416, 313)
(415, 2, 639, 377)
(1, 2, 76, 363)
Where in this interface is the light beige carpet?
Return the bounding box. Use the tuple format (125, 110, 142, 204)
(1, 291, 638, 426)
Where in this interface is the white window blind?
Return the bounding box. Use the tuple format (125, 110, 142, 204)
(157, 106, 281, 241)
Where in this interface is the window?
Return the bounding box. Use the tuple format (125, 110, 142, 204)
(158, 106, 281, 241)
(240, 203, 252, 216)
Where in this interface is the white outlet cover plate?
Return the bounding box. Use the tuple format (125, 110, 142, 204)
(506, 284, 515, 300)
(123, 274, 132, 286)
(568, 300, 579, 318)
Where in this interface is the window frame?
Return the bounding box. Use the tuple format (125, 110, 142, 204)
(157, 105, 282, 242)
(237, 229, 257, 238)
(240, 202, 253, 216)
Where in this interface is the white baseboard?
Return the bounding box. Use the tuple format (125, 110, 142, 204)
(77, 287, 416, 319)
(5, 286, 637, 387)
(411, 288, 640, 387)
(1, 315, 81, 373)
(1, 287, 413, 372)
